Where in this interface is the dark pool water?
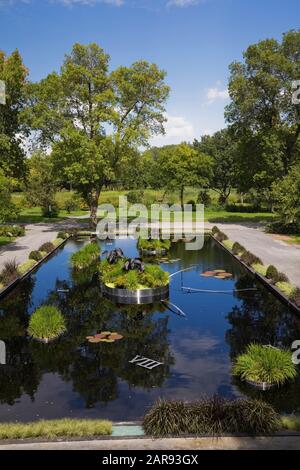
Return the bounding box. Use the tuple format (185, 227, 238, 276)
(0, 236, 300, 422)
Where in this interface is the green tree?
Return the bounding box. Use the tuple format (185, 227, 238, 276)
(272, 163, 300, 225)
(0, 49, 28, 181)
(0, 169, 19, 222)
(147, 143, 213, 209)
(25, 152, 58, 217)
(193, 129, 238, 204)
(225, 30, 300, 196)
(28, 43, 169, 228)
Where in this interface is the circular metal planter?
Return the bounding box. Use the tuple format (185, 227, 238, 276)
(101, 283, 169, 305)
(245, 379, 276, 391)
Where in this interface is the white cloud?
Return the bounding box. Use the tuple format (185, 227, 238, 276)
(205, 86, 229, 104)
(167, 0, 202, 7)
(151, 113, 194, 146)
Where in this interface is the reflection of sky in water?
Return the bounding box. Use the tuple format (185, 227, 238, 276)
(0, 237, 299, 422)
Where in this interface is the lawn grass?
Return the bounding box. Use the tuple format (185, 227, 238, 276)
(0, 419, 112, 440)
(0, 236, 15, 248)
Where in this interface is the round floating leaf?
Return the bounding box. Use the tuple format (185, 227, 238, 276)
(100, 338, 115, 343)
(109, 333, 123, 340)
(100, 331, 112, 336)
(95, 333, 109, 339)
(214, 269, 226, 273)
(201, 271, 215, 277)
(86, 336, 94, 340)
(88, 337, 102, 343)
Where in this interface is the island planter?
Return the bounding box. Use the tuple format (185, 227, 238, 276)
(101, 283, 169, 305)
(139, 247, 168, 256)
(245, 379, 276, 391)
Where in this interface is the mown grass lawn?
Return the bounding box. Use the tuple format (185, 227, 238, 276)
(0, 236, 15, 248)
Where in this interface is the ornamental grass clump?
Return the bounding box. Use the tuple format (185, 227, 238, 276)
(17, 259, 37, 276)
(211, 226, 220, 235)
(71, 243, 100, 270)
(39, 242, 55, 253)
(233, 343, 297, 387)
(0, 259, 19, 286)
(29, 250, 43, 261)
(240, 250, 262, 266)
(266, 265, 279, 283)
(143, 396, 280, 437)
(214, 231, 228, 242)
(28, 305, 66, 342)
(232, 241, 245, 256)
(138, 238, 171, 253)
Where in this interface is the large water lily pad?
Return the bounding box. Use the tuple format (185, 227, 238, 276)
(100, 338, 115, 343)
(109, 333, 123, 340)
(88, 337, 102, 343)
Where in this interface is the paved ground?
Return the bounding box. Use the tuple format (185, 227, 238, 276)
(206, 222, 300, 288)
(0, 435, 300, 450)
(0, 221, 81, 270)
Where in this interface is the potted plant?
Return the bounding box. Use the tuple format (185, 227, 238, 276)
(28, 305, 66, 343)
(233, 343, 297, 390)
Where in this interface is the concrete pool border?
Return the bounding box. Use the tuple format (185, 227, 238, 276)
(0, 235, 72, 300)
(212, 234, 300, 316)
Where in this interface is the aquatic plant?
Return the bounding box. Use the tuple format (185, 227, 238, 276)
(28, 305, 66, 341)
(233, 343, 297, 386)
(71, 242, 100, 269)
(138, 237, 171, 252)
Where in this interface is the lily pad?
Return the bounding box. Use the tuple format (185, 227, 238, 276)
(100, 331, 112, 336)
(88, 337, 102, 343)
(214, 269, 226, 273)
(100, 338, 115, 343)
(95, 333, 110, 339)
(201, 271, 216, 277)
(86, 336, 95, 340)
(109, 333, 123, 340)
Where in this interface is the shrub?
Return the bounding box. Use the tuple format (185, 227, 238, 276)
(275, 282, 295, 297)
(52, 238, 64, 247)
(214, 231, 228, 242)
(0, 259, 19, 286)
(266, 265, 279, 283)
(39, 242, 55, 253)
(240, 251, 262, 266)
(28, 305, 66, 341)
(186, 199, 196, 211)
(281, 415, 300, 431)
(29, 250, 43, 262)
(289, 287, 300, 306)
(127, 190, 144, 204)
(211, 226, 220, 235)
(232, 241, 246, 256)
(71, 243, 100, 270)
(223, 239, 234, 250)
(143, 396, 280, 437)
(64, 197, 78, 214)
(233, 343, 297, 386)
(197, 190, 211, 206)
(277, 272, 289, 283)
(265, 221, 299, 235)
(57, 231, 69, 240)
(0, 225, 25, 237)
(17, 259, 37, 276)
(252, 263, 267, 276)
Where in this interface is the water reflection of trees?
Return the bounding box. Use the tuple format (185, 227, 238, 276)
(0, 272, 173, 409)
(226, 275, 300, 413)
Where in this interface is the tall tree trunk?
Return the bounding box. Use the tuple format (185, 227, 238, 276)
(180, 185, 184, 211)
(90, 187, 100, 230)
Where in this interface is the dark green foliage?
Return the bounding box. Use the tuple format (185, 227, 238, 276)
(127, 190, 145, 204)
(0, 259, 19, 286)
(138, 237, 171, 252)
(211, 226, 220, 235)
(232, 241, 246, 255)
(29, 250, 43, 262)
(240, 251, 262, 266)
(277, 272, 289, 283)
(266, 265, 279, 282)
(214, 231, 228, 242)
(197, 190, 211, 206)
(225, 203, 268, 213)
(39, 242, 55, 253)
(143, 396, 280, 437)
(41, 202, 59, 218)
(289, 287, 300, 306)
(186, 199, 196, 211)
(265, 221, 300, 235)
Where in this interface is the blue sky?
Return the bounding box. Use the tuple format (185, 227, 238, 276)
(1, 0, 300, 145)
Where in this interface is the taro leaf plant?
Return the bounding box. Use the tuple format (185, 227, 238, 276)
(28, 305, 66, 341)
(233, 343, 297, 386)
